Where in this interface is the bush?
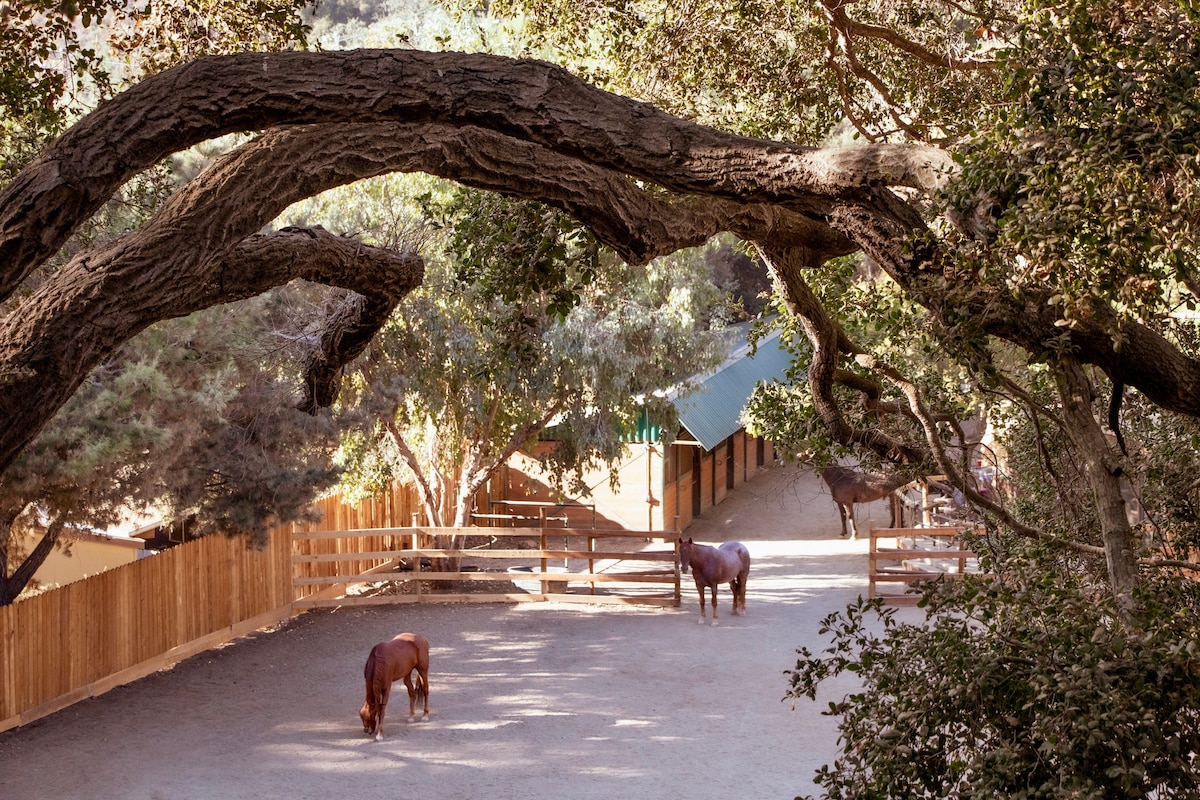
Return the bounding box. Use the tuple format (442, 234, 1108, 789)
(787, 560, 1200, 799)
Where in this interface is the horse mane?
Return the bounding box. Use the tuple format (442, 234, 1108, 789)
(365, 644, 388, 706)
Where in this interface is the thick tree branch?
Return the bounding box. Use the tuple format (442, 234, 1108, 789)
(0, 49, 954, 299)
(297, 287, 401, 414)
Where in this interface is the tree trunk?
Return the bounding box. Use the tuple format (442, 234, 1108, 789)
(1054, 358, 1140, 626)
(0, 518, 63, 607)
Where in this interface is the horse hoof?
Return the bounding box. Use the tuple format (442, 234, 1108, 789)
(374, 733, 383, 742)
(697, 618, 705, 625)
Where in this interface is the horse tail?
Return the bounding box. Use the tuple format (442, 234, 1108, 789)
(414, 666, 427, 705)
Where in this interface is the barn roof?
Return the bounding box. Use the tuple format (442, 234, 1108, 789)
(670, 323, 793, 451)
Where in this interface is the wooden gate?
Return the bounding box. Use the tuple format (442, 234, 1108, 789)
(291, 526, 681, 609)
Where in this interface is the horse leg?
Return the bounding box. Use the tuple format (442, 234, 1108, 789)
(695, 581, 707, 624)
(836, 502, 849, 538)
(417, 666, 430, 719)
(710, 585, 719, 626)
(361, 649, 377, 734)
(374, 685, 390, 741)
(846, 503, 859, 540)
(360, 678, 374, 733)
(403, 672, 417, 720)
(739, 567, 750, 614)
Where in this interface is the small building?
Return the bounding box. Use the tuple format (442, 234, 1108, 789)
(23, 528, 146, 593)
(501, 323, 790, 532)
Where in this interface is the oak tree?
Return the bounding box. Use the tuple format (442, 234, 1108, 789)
(1, 2, 1198, 624)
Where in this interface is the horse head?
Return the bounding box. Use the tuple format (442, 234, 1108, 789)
(677, 537, 694, 574)
(359, 701, 377, 734)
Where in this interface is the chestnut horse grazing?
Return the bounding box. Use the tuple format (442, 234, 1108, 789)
(677, 538, 750, 625)
(359, 632, 430, 741)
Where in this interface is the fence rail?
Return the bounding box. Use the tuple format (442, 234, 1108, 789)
(291, 526, 681, 610)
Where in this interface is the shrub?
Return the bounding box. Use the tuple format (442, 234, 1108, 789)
(787, 560, 1200, 799)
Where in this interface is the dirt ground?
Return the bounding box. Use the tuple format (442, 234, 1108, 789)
(0, 464, 913, 800)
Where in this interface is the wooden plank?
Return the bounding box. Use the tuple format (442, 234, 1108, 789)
(404, 548, 676, 561)
(870, 571, 973, 582)
(294, 593, 532, 609)
(879, 526, 965, 533)
(540, 593, 677, 607)
(291, 548, 677, 563)
(294, 591, 678, 610)
(878, 595, 924, 606)
(294, 569, 677, 587)
(870, 549, 977, 560)
(291, 528, 426, 541)
(290, 526, 668, 541)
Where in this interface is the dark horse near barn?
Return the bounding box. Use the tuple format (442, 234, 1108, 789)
(820, 465, 907, 540)
(677, 538, 750, 625)
(359, 632, 430, 741)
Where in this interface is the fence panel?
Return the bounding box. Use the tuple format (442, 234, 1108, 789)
(0, 529, 293, 733)
(292, 526, 681, 609)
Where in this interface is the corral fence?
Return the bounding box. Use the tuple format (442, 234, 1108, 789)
(292, 526, 681, 609)
(2, 520, 680, 733)
(867, 521, 985, 606)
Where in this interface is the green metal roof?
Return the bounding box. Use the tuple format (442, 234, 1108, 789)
(672, 325, 792, 451)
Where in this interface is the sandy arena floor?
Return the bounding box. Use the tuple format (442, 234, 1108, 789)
(0, 464, 911, 800)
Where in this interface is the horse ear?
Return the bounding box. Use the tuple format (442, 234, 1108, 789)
(686, 537, 694, 544)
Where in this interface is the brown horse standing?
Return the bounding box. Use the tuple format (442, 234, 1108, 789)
(359, 632, 430, 741)
(821, 465, 906, 540)
(677, 538, 750, 625)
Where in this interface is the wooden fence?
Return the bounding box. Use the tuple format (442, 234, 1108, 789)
(868, 522, 980, 605)
(0, 529, 294, 733)
(2, 518, 679, 732)
(292, 526, 680, 609)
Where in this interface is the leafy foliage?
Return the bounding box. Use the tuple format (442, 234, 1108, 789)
(425, 187, 602, 319)
(291, 178, 725, 524)
(787, 556, 1200, 798)
(481, 0, 1007, 144)
(947, 0, 1200, 332)
(0, 0, 310, 180)
(1, 292, 347, 601)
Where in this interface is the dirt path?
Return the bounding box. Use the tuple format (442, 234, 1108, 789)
(0, 464, 907, 800)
